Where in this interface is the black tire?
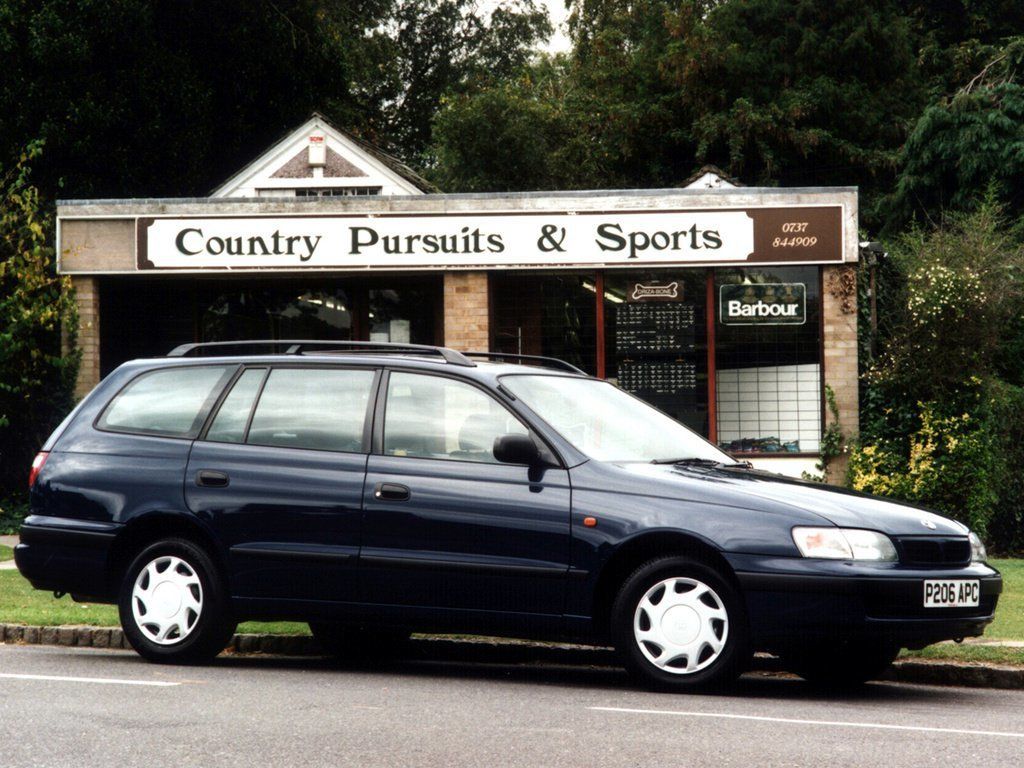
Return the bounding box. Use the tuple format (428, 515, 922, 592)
(784, 641, 900, 688)
(611, 556, 750, 691)
(308, 622, 411, 663)
(118, 538, 236, 664)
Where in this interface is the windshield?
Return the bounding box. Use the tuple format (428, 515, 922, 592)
(501, 375, 734, 464)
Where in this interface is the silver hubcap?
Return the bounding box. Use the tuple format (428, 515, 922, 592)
(131, 556, 203, 645)
(633, 576, 729, 675)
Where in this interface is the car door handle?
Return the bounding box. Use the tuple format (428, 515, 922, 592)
(196, 470, 230, 488)
(374, 482, 410, 501)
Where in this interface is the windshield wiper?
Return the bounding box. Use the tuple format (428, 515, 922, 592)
(651, 457, 753, 469)
(651, 457, 724, 466)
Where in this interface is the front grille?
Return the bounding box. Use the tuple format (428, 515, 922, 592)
(896, 536, 972, 566)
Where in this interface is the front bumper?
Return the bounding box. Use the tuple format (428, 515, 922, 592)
(726, 553, 1003, 649)
(14, 515, 121, 600)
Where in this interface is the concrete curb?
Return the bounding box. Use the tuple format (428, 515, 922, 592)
(2, 623, 1023, 689)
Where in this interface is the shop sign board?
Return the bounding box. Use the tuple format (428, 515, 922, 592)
(136, 205, 843, 271)
(719, 283, 806, 326)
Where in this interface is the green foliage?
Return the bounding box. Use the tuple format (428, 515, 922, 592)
(987, 382, 1024, 553)
(380, 0, 551, 166)
(849, 394, 998, 536)
(0, 142, 79, 495)
(0, 495, 29, 535)
(890, 38, 1024, 229)
(854, 202, 1024, 546)
(0, 1, 551, 198)
(865, 198, 1024, 404)
(668, 0, 923, 220)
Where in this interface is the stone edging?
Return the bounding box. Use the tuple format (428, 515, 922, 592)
(2, 623, 1022, 690)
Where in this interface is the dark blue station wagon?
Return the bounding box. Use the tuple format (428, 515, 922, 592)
(16, 341, 1002, 690)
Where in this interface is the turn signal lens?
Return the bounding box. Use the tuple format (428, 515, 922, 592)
(792, 527, 897, 562)
(29, 451, 49, 488)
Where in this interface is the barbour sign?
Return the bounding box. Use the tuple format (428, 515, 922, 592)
(719, 283, 806, 326)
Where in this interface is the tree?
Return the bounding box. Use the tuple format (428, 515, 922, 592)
(0, 0, 550, 200)
(376, 0, 552, 166)
(888, 38, 1024, 229)
(0, 142, 78, 496)
(664, 0, 924, 226)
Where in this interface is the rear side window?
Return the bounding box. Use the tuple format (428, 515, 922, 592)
(98, 366, 233, 438)
(205, 368, 266, 444)
(245, 368, 375, 453)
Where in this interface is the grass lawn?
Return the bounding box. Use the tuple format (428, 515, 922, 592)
(0, 570, 308, 635)
(1, 559, 1021, 661)
(0, 545, 12, 562)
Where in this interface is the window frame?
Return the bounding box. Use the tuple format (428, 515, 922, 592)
(197, 363, 381, 455)
(373, 367, 560, 467)
(94, 364, 238, 440)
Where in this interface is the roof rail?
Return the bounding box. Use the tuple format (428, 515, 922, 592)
(462, 352, 586, 375)
(166, 340, 476, 366)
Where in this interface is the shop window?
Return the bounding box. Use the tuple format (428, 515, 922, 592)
(199, 285, 354, 342)
(491, 272, 598, 375)
(369, 287, 439, 345)
(602, 272, 710, 435)
(714, 267, 821, 454)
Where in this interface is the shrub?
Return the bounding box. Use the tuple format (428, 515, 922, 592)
(0, 142, 79, 498)
(849, 393, 998, 537)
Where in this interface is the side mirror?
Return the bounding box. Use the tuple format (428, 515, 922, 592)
(493, 433, 541, 466)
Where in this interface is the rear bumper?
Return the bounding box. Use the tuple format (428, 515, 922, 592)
(727, 554, 1003, 649)
(14, 516, 121, 600)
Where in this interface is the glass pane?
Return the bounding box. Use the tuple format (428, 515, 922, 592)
(502, 375, 730, 463)
(369, 287, 438, 345)
(714, 266, 822, 454)
(99, 366, 232, 438)
(206, 369, 266, 444)
(603, 271, 709, 435)
(247, 368, 374, 453)
(491, 272, 598, 375)
(199, 285, 353, 342)
(384, 372, 526, 463)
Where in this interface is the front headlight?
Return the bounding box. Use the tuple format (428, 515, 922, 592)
(969, 531, 987, 563)
(792, 527, 898, 561)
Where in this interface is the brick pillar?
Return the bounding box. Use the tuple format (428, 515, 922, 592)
(443, 272, 490, 352)
(821, 264, 859, 484)
(71, 275, 101, 400)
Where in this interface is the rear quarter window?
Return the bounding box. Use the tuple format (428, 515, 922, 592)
(97, 366, 234, 438)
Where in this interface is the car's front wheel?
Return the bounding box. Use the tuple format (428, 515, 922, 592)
(118, 538, 236, 664)
(611, 556, 749, 691)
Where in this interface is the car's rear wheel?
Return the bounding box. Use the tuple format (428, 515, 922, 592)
(118, 538, 236, 664)
(308, 622, 411, 663)
(783, 641, 900, 687)
(611, 556, 749, 691)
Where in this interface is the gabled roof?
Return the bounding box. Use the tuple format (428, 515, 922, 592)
(211, 112, 438, 197)
(681, 164, 744, 189)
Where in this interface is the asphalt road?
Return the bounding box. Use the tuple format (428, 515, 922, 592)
(1, 643, 1023, 767)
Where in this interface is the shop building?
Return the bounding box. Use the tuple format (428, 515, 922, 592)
(57, 115, 860, 480)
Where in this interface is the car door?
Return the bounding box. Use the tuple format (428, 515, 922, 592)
(185, 365, 377, 604)
(360, 369, 572, 619)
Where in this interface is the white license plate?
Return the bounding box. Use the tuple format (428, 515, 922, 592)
(923, 580, 980, 608)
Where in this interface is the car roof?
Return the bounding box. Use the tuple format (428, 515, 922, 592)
(118, 353, 589, 383)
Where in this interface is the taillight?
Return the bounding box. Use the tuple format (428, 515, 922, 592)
(29, 451, 49, 488)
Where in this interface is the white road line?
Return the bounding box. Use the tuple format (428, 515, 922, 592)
(589, 706, 1024, 739)
(0, 673, 180, 687)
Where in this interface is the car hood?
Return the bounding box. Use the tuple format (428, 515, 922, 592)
(610, 462, 969, 537)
